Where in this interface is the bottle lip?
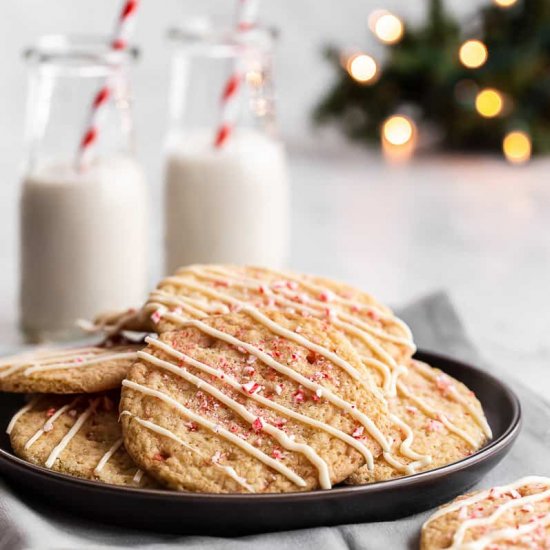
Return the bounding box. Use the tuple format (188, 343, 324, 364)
(24, 34, 139, 67)
(167, 16, 277, 54)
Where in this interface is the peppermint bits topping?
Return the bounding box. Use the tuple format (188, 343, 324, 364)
(252, 417, 264, 433)
(242, 381, 262, 395)
(292, 387, 305, 404)
(426, 419, 444, 433)
(352, 426, 364, 439)
(319, 290, 335, 303)
(151, 307, 166, 324)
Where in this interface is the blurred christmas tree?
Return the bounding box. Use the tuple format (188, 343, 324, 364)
(314, 0, 550, 163)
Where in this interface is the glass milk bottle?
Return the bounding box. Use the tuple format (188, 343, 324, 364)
(164, 20, 290, 273)
(20, 36, 149, 342)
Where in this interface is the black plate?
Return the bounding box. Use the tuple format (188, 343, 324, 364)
(0, 350, 521, 536)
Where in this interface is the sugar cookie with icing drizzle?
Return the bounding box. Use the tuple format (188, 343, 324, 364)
(347, 360, 491, 484)
(0, 344, 140, 393)
(120, 310, 394, 493)
(421, 476, 550, 549)
(7, 394, 157, 487)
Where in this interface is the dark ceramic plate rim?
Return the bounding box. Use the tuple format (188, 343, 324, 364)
(0, 349, 521, 502)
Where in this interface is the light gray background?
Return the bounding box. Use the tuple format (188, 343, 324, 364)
(1, 1, 549, 402)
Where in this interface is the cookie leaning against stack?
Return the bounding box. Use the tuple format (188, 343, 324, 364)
(120, 310, 393, 493)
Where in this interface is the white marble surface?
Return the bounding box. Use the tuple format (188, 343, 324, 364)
(1, 145, 549, 397)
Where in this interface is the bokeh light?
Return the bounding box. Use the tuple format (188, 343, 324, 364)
(459, 40, 488, 69)
(382, 115, 415, 146)
(503, 131, 531, 164)
(475, 88, 504, 118)
(493, 0, 518, 7)
(346, 54, 378, 84)
(373, 12, 404, 45)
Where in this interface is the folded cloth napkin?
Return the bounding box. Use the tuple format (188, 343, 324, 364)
(1, 292, 549, 550)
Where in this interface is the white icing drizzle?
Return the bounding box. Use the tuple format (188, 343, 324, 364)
(122, 380, 307, 488)
(25, 397, 82, 450)
(0, 348, 98, 379)
(121, 412, 254, 493)
(94, 438, 123, 476)
(23, 351, 138, 376)
(387, 413, 432, 472)
(396, 380, 481, 449)
(423, 477, 550, 549)
(0, 347, 95, 369)
(6, 398, 39, 435)
(425, 476, 550, 525)
(146, 336, 374, 465)
(168, 270, 403, 376)
(197, 265, 414, 349)
(45, 399, 99, 469)
(160, 277, 379, 397)
(413, 361, 493, 439)
(139, 349, 331, 488)
(149, 291, 209, 318)
(151, 289, 229, 315)
(132, 469, 144, 485)
(179, 316, 390, 454)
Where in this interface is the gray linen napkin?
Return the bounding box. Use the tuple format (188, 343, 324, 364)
(1, 292, 549, 550)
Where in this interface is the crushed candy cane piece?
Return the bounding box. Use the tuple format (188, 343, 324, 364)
(426, 419, 444, 432)
(292, 388, 305, 403)
(211, 451, 222, 464)
(319, 290, 334, 302)
(242, 381, 262, 395)
(272, 449, 284, 460)
(252, 417, 264, 433)
(352, 426, 364, 438)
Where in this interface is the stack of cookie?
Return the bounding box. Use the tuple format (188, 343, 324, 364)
(2, 265, 492, 493)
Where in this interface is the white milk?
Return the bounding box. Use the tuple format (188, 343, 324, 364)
(164, 130, 290, 274)
(20, 155, 149, 341)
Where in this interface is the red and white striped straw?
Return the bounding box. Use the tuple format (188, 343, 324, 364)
(76, 0, 139, 170)
(213, 0, 260, 149)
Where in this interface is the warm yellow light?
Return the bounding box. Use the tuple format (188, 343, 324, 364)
(382, 115, 414, 146)
(493, 0, 518, 7)
(459, 40, 488, 69)
(475, 88, 504, 118)
(368, 9, 388, 32)
(373, 13, 404, 45)
(503, 131, 531, 164)
(347, 54, 378, 83)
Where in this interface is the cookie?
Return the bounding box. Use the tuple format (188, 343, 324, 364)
(0, 344, 140, 393)
(421, 477, 550, 549)
(120, 310, 394, 493)
(7, 394, 156, 487)
(92, 264, 415, 395)
(347, 360, 492, 484)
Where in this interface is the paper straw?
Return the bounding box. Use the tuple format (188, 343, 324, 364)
(76, 0, 139, 170)
(213, 0, 260, 148)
